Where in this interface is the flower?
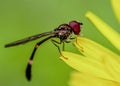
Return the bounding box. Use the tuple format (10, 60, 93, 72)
(69, 72, 120, 86)
(60, 0, 120, 86)
(61, 36, 120, 86)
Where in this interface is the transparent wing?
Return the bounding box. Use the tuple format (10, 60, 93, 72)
(5, 31, 54, 47)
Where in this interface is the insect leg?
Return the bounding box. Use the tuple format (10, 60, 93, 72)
(62, 42, 65, 51)
(26, 36, 54, 81)
(51, 39, 68, 59)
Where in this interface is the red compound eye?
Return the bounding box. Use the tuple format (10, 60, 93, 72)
(69, 21, 83, 35)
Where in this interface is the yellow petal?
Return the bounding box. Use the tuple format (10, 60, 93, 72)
(75, 37, 120, 61)
(75, 37, 120, 82)
(85, 12, 120, 51)
(111, 0, 120, 23)
(69, 72, 120, 86)
(105, 55, 120, 82)
(60, 51, 114, 81)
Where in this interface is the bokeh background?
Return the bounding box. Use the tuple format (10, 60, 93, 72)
(0, 0, 119, 86)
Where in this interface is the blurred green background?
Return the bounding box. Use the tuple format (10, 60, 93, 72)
(0, 0, 119, 86)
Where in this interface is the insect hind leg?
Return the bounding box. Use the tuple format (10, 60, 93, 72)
(26, 36, 53, 81)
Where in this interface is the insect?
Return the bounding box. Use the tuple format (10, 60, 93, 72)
(5, 21, 83, 81)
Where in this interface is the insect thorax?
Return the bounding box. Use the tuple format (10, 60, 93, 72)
(54, 24, 73, 41)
